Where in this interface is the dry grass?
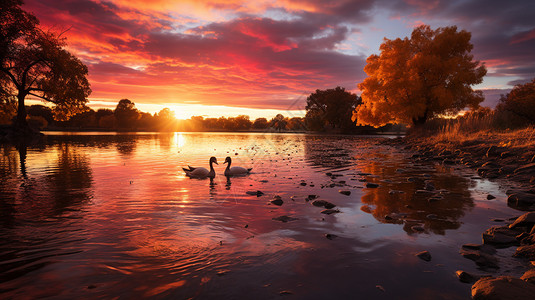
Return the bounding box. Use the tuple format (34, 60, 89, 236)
(409, 111, 535, 150)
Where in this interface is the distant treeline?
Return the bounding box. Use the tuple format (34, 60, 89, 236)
(7, 98, 404, 134)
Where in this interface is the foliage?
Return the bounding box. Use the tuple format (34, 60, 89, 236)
(154, 108, 177, 131)
(0, 0, 91, 129)
(252, 117, 268, 129)
(270, 114, 287, 131)
(27, 104, 54, 124)
(496, 78, 535, 124)
(356, 25, 487, 127)
(114, 99, 139, 129)
(0, 95, 17, 124)
(287, 117, 305, 131)
(305, 86, 361, 130)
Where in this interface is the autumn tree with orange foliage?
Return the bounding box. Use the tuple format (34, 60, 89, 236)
(496, 78, 535, 124)
(355, 25, 487, 127)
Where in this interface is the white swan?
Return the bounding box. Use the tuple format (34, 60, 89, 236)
(223, 156, 252, 176)
(183, 157, 218, 179)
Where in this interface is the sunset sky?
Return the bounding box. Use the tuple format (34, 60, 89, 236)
(23, 0, 535, 119)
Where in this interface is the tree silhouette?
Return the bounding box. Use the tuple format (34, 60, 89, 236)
(305, 86, 361, 131)
(114, 99, 139, 130)
(496, 78, 535, 124)
(252, 117, 268, 129)
(0, 0, 91, 131)
(356, 25, 486, 127)
(270, 114, 287, 131)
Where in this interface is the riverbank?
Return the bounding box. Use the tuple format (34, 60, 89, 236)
(387, 126, 535, 299)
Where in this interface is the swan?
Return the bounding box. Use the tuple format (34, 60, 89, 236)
(183, 156, 218, 179)
(223, 156, 252, 176)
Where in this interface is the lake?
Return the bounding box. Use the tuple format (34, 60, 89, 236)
(0, 132, 527, 299)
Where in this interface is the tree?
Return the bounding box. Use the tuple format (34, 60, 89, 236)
(233, 115, 252, 130)
(270, 114, 287, 131)
(0, 0, 91, 131)
(155, 108, 176, 131)
(305, 86, 361, 130)
(114, 99, 139, 129)
(252, 117, 268, 129)
(496, 78, 535, 124)
(356, 25, 487, 127)
(0, 94, 17, 124)
(27, 104, 53, 125)
(287, 117, 305, 131)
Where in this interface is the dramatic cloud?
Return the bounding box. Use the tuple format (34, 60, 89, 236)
(23, 0, 535, 113)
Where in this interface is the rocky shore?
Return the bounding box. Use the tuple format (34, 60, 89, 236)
(387, 133, 535, 299)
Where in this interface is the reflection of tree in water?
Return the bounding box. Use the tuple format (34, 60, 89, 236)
(115, 135, 137, 156)
(303, 135, 357, 169)
(157, 133, 173, 151)
(45, 143, 93, 213)
(0, 145, 21, 227)
(0, 142, 94, 225)
(359, 157, 475, 235)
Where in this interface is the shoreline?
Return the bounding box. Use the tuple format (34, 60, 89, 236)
(385, 131, 535, 298)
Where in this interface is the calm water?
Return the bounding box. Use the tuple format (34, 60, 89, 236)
(0, 132, 527, 299)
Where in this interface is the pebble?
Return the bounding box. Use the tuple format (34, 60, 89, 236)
(270, 196, 283, 206)
(272, 216, 298, 222)
(416, 250, 432, 261)
(246, 190, 264, 196)
(325, 233, 338, 240)
(411, 225, 425, 232)
(339, 190, 351, 196)
(321, 209, 340, 215)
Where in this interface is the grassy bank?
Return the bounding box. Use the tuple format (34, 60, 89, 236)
(392, 117, 535, 189)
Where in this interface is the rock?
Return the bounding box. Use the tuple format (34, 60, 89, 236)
(460, 248, 499, 269)
(300, 182, 307, 186)
(307, 194, 319, 201)
(521, 269, 535, 284)
(339, 190, 351, 195)
(471, 276, 535, 300)
(513, 244, 535, 260)
(428, 196, 443, 203)
(270, 196, 283, 206)
(456, 270, 481, 283)
(509, 212, 535, 230)
(312, 200, 336, 209)
(415, 189, 435, 195)
(272, 216, 298, 223)
(365, 183, 379, 188)
(321, 209, 340, 215)
(462, 243, 497, 254)
(325, 233, 338, 240)
(312, 200, 327, 207)
(246, 190, 264, 196)
(482, 226, 521, 246)
(487, 194, 496, 200)
(279, 290, 293, 295)
(416, 250, 431, 261)
(411, 225, 425, 232)
(424, 182, 435, 191)
(507, 192, 535, 208)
